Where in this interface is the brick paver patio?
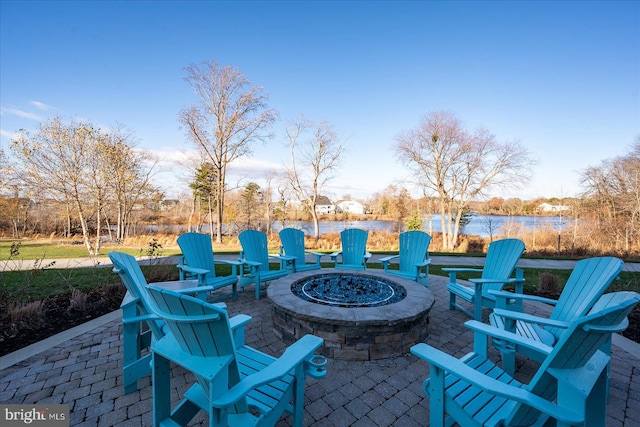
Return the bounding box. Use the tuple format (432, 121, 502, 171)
(1, 274, 639, 426)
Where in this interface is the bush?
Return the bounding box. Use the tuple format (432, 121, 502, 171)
(538, 272, 560, 295)
(10, 301, 45, 331)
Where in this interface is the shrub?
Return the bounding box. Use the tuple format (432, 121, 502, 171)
(538, 272, 560, 295)
(10, 301, 45, 331)
(68, 289, 88, 313)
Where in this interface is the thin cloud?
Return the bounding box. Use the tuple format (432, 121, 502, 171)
(0, 106, 42, 121)
(30, 101, 54, 111)
(229, 157, 284, 179)
(0, 129, 19, 141)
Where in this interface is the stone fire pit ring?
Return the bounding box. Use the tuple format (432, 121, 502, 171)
(267, 269, 435, 360)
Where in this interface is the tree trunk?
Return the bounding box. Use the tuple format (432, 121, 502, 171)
(208, 197, 215, 241)
(311, 207, 320, 242)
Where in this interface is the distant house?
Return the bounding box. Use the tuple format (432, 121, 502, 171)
(537, 202, 570, 213)
(315, 196, 335, 214)
(336, 200, 366, 214)
(160, 199, 180, 211)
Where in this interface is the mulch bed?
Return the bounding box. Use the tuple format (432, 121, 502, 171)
(0, 284, 126, 357)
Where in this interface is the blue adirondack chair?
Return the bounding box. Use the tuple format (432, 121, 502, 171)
(279, 227, 325, 272)
(378, 230, 431, 285)
(444, 238, 526, 321)
(411, 291, 640, 427)
(177, 232, 242, 301)
(329, 228, 372, 270)
(146, 286, 327, 427)
(489, 256, 624, 375)
(109, 251, 249, 394)
(238, 230, 293, 299)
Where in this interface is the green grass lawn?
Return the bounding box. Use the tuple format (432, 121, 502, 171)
(3, 259, 638, 305)
(0, 239, 183, 260)
(2, 239, 638, 304)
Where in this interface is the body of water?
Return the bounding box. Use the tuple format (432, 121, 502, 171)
(272, 214, 570, 239)
(148, 214, 570, 239)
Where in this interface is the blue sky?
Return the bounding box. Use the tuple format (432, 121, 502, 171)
(1, 1, 638, 201)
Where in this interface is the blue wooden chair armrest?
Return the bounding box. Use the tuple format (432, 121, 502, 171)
(443, 267, 483, 283)
(492, 308, 571, 329)
(378, 254, 398, 272)
(416, 259, 431, 267)
(267, 254, 295, 262)
(215, 259, 241, 274)
(167, 284, 220, 301)
(364, 252, 372, 261)
(329, 251, 341, 261)
(172, 284, 215, 293)
(305, 250, 326, 258)
(229, 313, 252, 348)
(120, 292, 139, 309)
(465, 320, 555, 356)
(469, 277, 520, 285)
(410, 343, 584, 426)
(471, 271, 525, 299)
(378, 254, 398, 264)
(489, 289, 559, 307)
(585, 318, 629, 333)
(229, 314, 252, 329)
(442, 267, 483, 274)
(272, 253, 296, 269)
(122, 313, 161, 325)
(177, 264, 209, 276)
(211, 334, 324, 408)
(240, 260, 262, 270)
(215, 259, 243, 266)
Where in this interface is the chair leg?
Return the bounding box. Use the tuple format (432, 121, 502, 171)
(254, 272, 262, 300)
(292, 367, 305, 427)
(152, 353, 172, 426)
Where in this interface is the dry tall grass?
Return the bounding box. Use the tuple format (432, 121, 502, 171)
(115, 225, 639, 259)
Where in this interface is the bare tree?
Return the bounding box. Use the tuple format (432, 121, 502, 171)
(0, 145, 10, 192)
(395, 111, 534, 250)
(285, 117, 344, 241)
(580, 136, 640, 253)
(179, 59, 277, 243)
(11, 118, 102, 254)
(10, 118, 158, 254)
(102, 126, 159, 241)
(263, 171, 278, 236)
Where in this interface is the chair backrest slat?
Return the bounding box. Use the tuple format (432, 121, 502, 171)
(340, 228, 368, 266)
(239, 230, 270, 272)
(279, 228, 307, 263)
(177, 232, 218, 281)
(545, 256, 623, 339)
(481, 238, 526, 293)
(398, 230, 431, 273)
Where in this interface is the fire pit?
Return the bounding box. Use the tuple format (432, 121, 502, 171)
(267, 269, 435, 360)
